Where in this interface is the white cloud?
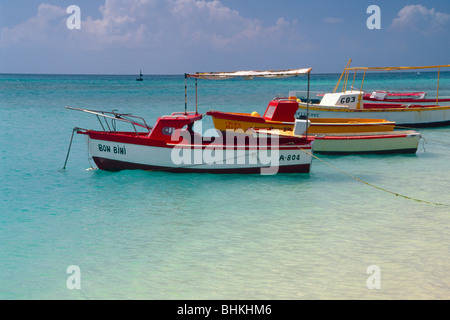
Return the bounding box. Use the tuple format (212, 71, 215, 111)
(391, 4, 450, 34)
(0, 4, 66, 46)
(1, 0, 306, 51)
(0, 0, 315, 73)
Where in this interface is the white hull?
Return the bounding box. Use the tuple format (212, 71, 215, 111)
(86, 136, 313, 174)
(297, 104, 450, 126)
(312, 131, 420, 154)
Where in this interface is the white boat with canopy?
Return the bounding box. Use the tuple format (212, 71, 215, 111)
(296, 60, 450, 127)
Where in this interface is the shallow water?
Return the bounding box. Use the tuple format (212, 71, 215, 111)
(0, 72, 449, 299)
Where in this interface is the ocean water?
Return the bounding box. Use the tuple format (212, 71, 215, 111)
(0, 72, 449, 300)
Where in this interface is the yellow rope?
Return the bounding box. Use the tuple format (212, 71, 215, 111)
(300, 148, 447, 206)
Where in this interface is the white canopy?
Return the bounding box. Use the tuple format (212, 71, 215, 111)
(186, 68, 312, 80)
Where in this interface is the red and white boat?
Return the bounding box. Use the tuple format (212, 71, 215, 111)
(66, 68, 316, 174)
(363, 90, 450, 107)
(66, 108, 313, 174)
(364, 90, 427, 101)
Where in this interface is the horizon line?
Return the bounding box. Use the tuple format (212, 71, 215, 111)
(1, 70, 447, 76)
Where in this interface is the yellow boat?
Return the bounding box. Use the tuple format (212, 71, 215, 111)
(207, 98, 396, 134)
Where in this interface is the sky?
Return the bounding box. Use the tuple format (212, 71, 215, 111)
(0, 0, 449, 74)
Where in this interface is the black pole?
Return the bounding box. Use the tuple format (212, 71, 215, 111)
(63, 127, 77, 170)
(306, 72, 310, 138)
(195, 78, 198, 114)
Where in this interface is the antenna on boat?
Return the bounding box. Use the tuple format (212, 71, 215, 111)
(184, 73, 188, 115)
(184, 74, 199, 114)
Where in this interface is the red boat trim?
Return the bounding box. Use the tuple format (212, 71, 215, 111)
(92, 157, 311, 174)
(81, 130, 313, 150)
(79, 130, 170, 147)
(166, 143, 312, 151)
(314, 133, 413, 140)
(206, 111, 267, 123)
(363, 102, 450, 109)
(364, 97, 450, 103)
(304, 105, 450, 117)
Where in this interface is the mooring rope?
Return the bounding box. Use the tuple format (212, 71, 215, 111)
(422, 136, 450, 147)
(62, 127, 446, 206)
(394, 125, 450, 147)
(300, 148, 447, 206)
(62, 127, 78, 170)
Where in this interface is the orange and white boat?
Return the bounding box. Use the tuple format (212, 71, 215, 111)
(207, 99, 420, 155)
(207, 98, 396, 134)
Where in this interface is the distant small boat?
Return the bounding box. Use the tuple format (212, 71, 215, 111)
(136, 70, 143, 81)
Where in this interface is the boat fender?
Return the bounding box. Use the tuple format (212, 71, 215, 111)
(294, 119, 310, 136)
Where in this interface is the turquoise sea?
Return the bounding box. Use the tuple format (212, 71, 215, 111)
(1, 72, 449, 300)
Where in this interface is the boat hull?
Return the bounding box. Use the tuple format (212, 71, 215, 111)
(91, 156, 311, 174)
(297, 103, 450, 127)
(83, 131, 314, 174)
(312, 131, 420, 154)
(209, 111, 395, 133)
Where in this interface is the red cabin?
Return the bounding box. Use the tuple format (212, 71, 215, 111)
(263, 99, 299, 122)
(149, 112, 203, 142)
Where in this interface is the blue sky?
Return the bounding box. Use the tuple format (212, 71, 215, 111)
(0, 0, 449, 74)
